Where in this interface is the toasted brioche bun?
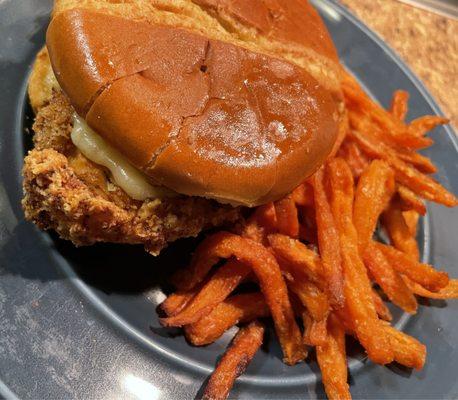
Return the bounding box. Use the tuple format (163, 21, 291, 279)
(46, 1, 344, 207)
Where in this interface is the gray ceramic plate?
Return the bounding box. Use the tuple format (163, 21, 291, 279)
(1, 0, 457, 399)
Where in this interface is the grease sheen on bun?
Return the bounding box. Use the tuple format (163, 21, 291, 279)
(47, 1, 343, 207)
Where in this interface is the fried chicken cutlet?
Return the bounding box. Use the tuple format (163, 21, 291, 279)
(23, 48, 240, 255)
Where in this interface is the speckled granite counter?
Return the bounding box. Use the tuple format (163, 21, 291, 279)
(340, 0, 457, 129)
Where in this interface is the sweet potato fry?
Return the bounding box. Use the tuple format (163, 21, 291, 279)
(254, 202, 277, 229)
(329, 109, 350, 159)
(383, 324, 426, 370)
(398, 186, 427, 215)
(170, 234, 230, 291)
(383, 200, 420, 260)
(348, 109, 397, 149)
(161, 259, 251, 327)
(202, 321, 264, 400)
(343, 77, 432, 149)
(408, 115, 449, 137)
(328, 158, 393, 364)
(337, 308, 425, 370)
(241, 202, 277, 244)
(390, 90, 409, 121)
(168, 232, 305, 364)
(348, 110, 436, 174)
(316, 315, 351, 400)
(403, 277, 458, 299)
(253, 202, 277, 235)
(372, 289, 393, 321)
(349, 129, 458, 207)
(352, 162, 416, 312)
(311, 167, 344, 307)
(397, 151, 437, 175)
(403, 210, 420, 236)
(161, 283, 205, 317)
(268, 234, 324, 287)
(377, 243, 449, 291)
(291, 183, 314, 207)
(287, 277, 329, 322)
(364, 243, 417, 314)
(161, 292, 194, 317)
(353, 159, 395, 248)
(275, 196, 300, 238)
(185, 293, 269, 346)
(302, 311, 328, 347)
(337, 139, 370, 178)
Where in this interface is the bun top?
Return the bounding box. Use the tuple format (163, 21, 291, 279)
(47, 1, 343, 207)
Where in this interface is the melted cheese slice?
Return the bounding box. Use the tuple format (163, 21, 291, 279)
(45, 65, 60, 92)
(71, 115, 175, 201)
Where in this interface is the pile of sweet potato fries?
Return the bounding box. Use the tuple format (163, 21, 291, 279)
(159, 72, 458, 400)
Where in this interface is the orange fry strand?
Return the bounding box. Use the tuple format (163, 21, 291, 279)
(372, 289, 393, 322)
(337, 139, 370, 178)
(202, 321, 264, 400)
(241, 202, 278, 244)
(291, 183, 314, 207)
(240, 221, 265, 244)
(253, 202, 277, 228)
(311, 167, 344, 308)
(383, 201, 420, 260)
(347, 109, 399, 150)
(408, 115, 449, 137)
(168, 232, 305, 364)
(302, 311, 328, 347)
(275, 196, 300, 238)
(352, 161, 416, 312)
(268, 234, 324, 287)
(185, 293, 269, 346)
(346, 109, 407, 151)
(377, 243, 449, 291)
(287, 278, 330, 322)
(403, 210, 420, 236)
(328, 158, 393, 364)
(334, 307, 356, 335)
(403, 277, 458, 299)
(161, 292, 195, 317)
(348, 129, 458, 207)
(383, 324, 426, 370)
(161, 281, 206, 316)
(395, 150, 437, 175)
(170, 234, 229, 291)
(398, 186, 427, 215)
(337, 308, 426, 370)
(316, 315, 351, 400)
(329, 109, 350, 158)
(390, 90, 409, 121)
(348, 110, 437, 174)
(353, 159, 395, 248)
(343, 77, 432, 149)
(161, 259, 250, 327)
(363, 243, 417, 314)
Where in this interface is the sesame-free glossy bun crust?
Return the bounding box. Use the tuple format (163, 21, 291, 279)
(47, 5, 342, 206)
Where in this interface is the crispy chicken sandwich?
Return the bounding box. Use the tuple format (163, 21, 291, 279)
(23, 0, 344, 254)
